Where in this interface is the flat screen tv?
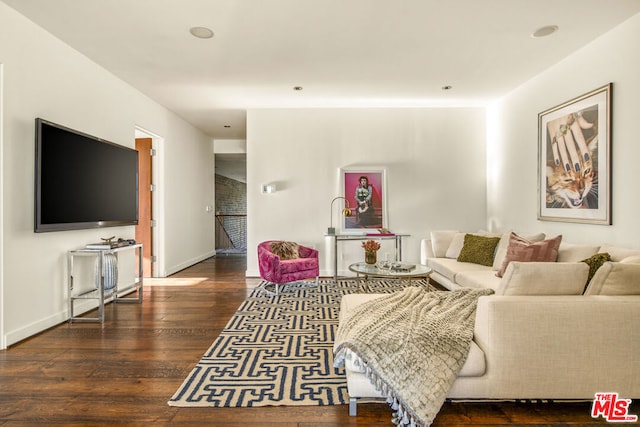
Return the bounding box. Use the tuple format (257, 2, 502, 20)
(35, 118, 138, 232)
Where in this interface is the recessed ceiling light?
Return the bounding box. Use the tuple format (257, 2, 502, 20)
(293, 86, 303, 91)
(532, 25, 559, 38)
(190, 26, 214, 39)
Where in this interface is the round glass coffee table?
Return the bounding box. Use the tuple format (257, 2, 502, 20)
(348, 261, 432, 292)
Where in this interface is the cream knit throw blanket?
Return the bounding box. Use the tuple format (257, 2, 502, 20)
(334, 286, 494, 427)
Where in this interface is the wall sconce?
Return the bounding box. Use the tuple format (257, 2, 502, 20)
(327, 196, 352, 235)
(261, 183, 277, 194)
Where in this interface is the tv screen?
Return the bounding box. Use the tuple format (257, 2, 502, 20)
(35, 118, 138, 232)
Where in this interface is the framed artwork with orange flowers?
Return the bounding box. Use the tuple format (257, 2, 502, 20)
(538, 83, 611, 224)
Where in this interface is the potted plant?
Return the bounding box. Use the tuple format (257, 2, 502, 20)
(362, 240, 381, 264)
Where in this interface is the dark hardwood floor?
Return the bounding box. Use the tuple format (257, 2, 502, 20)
(0, 254, 631, 426)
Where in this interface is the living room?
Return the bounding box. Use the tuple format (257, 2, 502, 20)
(1, 0, 640, 358)
(238, 8, 640, 276)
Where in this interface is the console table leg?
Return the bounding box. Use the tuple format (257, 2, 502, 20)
(334, 236, 338, 282)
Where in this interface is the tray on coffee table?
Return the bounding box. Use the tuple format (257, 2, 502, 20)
(348, 261, 432, 290)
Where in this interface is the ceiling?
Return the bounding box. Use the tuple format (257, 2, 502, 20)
(4, 0, 640, 141)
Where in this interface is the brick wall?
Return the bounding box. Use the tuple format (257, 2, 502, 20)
(215, 174, 247, 252)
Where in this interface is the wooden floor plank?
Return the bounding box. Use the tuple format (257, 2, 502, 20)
(0, 254, 625, 425)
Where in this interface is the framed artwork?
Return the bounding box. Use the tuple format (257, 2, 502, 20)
(340, 167, 387, 231)
(538, 83, 612, 224)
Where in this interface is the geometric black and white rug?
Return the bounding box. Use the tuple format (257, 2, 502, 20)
(168, 278, 431, 407)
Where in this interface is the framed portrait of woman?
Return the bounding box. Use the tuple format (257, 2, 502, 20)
(339, 167, 388, 231)
(538, 83, 612, 224)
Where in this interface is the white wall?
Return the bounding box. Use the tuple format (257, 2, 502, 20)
(0, 3, 215, 347)
(246, 108, 487, 276)
(214, 139, 247, 154)
(488, 12, 640, 247)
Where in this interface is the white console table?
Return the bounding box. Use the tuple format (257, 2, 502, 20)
(68, 243, 143, 323)
(326, 233, 409, 280)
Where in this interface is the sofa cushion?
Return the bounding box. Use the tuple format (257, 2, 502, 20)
(492, 231, 545, 270)
(496, 233, 562, 277)
(557, 242, 600, 262)
(445, 233, 467, 259)
(598, 245, 640, 262)
(496, 262, 589, 295)
(427, 257, 492, 283)
(430, 230, 459, 258)
(457, 234, 501, 267)
(269, 241, 299, 260)
(621, 255, 640, 264)
(455, 270, 502, 292)
(584, 262, 640, 295)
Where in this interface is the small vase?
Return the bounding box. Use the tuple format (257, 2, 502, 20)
(365, 250, 377, 265)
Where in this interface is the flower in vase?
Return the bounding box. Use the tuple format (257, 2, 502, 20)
(361, 240, 381, 252)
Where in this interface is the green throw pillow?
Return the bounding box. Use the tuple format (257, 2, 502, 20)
(457, 234, 501, 267)
(582, 252, 611, 291)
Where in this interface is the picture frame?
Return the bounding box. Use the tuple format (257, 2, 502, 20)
(340, 167, 388, 231)
(538, 83, 612, 224)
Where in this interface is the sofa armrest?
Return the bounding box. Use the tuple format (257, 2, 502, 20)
(497, 261, 589, 295)
(474, 295, 640, 398)
(420, 239, 434, 265)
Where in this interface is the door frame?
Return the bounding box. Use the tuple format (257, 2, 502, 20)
(0, 64, 5, 348)
(135, 126, 164, 277)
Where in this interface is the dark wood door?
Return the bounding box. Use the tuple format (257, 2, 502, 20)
(135, 138, 153, 277)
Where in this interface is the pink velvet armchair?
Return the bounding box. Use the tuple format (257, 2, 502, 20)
(257, 241, 319, 295)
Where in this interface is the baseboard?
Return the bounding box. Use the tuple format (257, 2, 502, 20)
(5, 310, 68, 347)
(165, 250, 216, 276)
(245, 268, 260, 277)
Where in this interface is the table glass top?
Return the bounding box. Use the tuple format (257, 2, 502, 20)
(348, 261, 431, 278)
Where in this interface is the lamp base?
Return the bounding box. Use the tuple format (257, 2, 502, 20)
(327, 227, 336, 235)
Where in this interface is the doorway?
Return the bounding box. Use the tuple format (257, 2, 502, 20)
(135, 137, 153, 277)
(134, 127, 163, 277)
(214, 153, 247, 254)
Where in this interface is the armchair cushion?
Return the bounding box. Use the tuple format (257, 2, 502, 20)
(269, 241, 300, 260)
(280, 257, 319, 274)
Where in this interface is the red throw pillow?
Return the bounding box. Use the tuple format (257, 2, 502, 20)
(496, 233, 562, 277)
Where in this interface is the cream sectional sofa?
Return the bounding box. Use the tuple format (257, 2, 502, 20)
(337, 230, 640, 416)
(420, 230, 638, 292)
